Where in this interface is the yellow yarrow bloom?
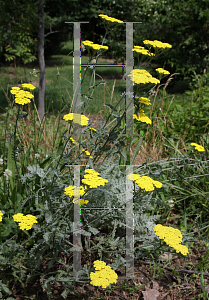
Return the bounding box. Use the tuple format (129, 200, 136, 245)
(153, 224, 189, 256)
(128, 69, 160, 85)
(12, 213, 38, 230)
(81, 169, 108, 189)
(156, 68, 170, 75)
(64, 185, 89, 206)
(64, 185, 86, 198)
(10, 85, 35, 105)
(190, 143, 205, 152)
(63, 113, 89, 126)
(133, 46, 155, 56)
(127, 173, 162, 191)
(135, 96, 151, 105)
(175, 244, 189, 256)
(82, 40, 94, 46)
(21, 83, 36, 91)
(0, 210, 3, 222)
(99, 14, 123, 23)
(90, 260, 118, 289)
(82, 40, 108, 51)
(133, 109, 152, 125)
(143, 40, 172, 50)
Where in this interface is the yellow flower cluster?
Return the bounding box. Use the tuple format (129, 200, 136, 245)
(133, 46, 155, 56)
(81, 169, 108, 189)
(99, 14, 123, 23)
(0, 210, 3, 222)
(64, 185, 89, 206)
(135, 96, 151, 105)
(82, 149, 93, 159)
(127, 173, 162, 192)
(153, 224, 189, 256)
(10, 84, 36, 105)
(190, 143, 205, 152)
(21, 83, 36, 91)
(90, 260, 118, 289)
(128, 69, 160, 85)
(12, 213, 38, 230)
(143, 40, 172, 50)
(156, 68, 170, 75)
(82, 40, 108, 51)
(63, 113, 89, 126)
(133, 109, 152, 125)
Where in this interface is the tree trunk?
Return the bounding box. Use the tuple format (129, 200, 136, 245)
(38, 0, 45, 122)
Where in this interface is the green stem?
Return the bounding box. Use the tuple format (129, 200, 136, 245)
(13, 106, 20, 178)
(50, 121, 73, 190)
(81, 30, 108, 88)
(93, 91, 133, 165)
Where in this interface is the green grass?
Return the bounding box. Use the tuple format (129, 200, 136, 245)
(0, 41, 127, 118)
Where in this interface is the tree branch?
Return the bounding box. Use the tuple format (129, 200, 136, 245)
(45, 30, 59, 38)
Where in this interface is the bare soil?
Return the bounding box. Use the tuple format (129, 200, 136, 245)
(3, 235, 209, 300)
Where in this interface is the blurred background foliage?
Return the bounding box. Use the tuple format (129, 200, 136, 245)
(0, 0, 208, 89)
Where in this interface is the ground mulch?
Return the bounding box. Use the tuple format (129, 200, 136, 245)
(3, 236, 209, 300)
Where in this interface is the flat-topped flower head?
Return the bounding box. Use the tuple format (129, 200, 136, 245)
(156, 68, 170, 75)
(153, 224, 189, 256)
(143, 40, 172, 50)
(133, 111, 152, 125)
(127, 173, 162, 191)
(135, 96, 151, 106)
(128, 69, 160, 85)
(64, 185, 86, 198)
(99, 14, 123, 23)
(13, 213, 38, 230)
(82, 40, 94, 46)
(81, 168, 108, 189)
(190, 143, 205, 152)
(64, 185, 89, 206)
(21, 83, 36, 91)
(63, 113, 89, 126)
(10, 85, 35, 105)
(90, 260, 118, 288)
(82, 40, 108, 52)
(133, 46, 155, 57)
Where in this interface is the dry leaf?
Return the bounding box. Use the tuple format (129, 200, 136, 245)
(142, 281, 160, 300)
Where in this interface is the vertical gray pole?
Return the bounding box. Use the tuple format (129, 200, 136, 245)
(65, 21, 88, 280)
(73, 22, 81, 137)
(125, 22, 134, 278)
(73, 22, 81, 279)
(73, 165, 81, 278)
(126, 22, 134, 137)
(125, 163, 134, 278)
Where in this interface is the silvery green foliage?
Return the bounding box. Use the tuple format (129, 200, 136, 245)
(21, 164, 47, 183)
(4, 150, 163, 292)
(80, 158, 162, 260)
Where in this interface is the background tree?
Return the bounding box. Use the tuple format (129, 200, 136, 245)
(0, 0, 37, 65)
(38, 0, 46, 122)
(124, 0, 209, 85)
(1, 0, 209, 96)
